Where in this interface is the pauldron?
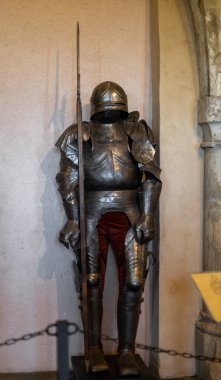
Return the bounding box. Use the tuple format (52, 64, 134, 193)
(123, 112, 161, 181)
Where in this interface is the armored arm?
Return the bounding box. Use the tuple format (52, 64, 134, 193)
(56, 123, 90, 249)
(125, 114, 162, 243)
(55, 125, 81, 249)
(136, 174, 162, 243)
(56, 151, 80, 249)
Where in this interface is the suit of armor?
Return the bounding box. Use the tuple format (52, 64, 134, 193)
(56, 82, 161, 377)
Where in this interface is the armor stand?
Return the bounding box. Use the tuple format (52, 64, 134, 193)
(71, 354, 157, 380)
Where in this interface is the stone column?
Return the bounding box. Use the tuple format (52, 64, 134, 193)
(186, 1, 221, 378)
(196, 96, 221, 379)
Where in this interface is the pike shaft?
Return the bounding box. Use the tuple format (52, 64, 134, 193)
(76, 22, 88, 359)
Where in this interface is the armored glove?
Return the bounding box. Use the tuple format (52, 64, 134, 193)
(59, 220, 79, 249)
(58, 193, 80, 250)
(135, 214, 155, 243)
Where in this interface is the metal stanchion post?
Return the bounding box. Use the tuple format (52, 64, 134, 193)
(57, 320, 70, 380)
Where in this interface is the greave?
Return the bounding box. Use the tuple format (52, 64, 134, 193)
(88, 287, 103, 348)
(87, 287, 109, 373)
(117, 287, 143, 376)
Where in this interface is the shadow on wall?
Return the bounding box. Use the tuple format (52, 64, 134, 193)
(37, 49, 83, 354)
(38, 146, 83, 355)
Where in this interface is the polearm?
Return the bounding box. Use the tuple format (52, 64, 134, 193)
(76, 22, 89, 362)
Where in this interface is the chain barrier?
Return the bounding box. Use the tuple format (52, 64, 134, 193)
(1, 321, 221, 363)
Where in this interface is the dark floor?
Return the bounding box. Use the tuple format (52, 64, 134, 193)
(0, 374, 197, 380)
(0, 375, 56, 380)
(0, 372, 57, 380)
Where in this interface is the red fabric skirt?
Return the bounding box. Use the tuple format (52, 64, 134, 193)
(97, 211, 131, 294)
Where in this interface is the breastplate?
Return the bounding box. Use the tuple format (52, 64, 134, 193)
(84, 121, 141, 190)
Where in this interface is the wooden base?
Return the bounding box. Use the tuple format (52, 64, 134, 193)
(71, 355, 157, 380)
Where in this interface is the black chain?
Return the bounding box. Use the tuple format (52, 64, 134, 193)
(0, 323, 57, 346)
(1, 321, 221, 363)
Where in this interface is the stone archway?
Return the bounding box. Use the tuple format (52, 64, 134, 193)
(148, 1, 221, 378)
(183, 1, 221, 379)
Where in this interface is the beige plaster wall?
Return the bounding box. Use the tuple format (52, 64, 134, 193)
(0, 0, 203, 377)
(0, 0, 151, 373)
(158, 0, 202, 378)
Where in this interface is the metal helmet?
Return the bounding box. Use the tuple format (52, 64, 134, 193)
(90, 81, 128, 120)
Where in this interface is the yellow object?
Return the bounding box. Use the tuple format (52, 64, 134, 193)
(191, 272, 221, 322)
